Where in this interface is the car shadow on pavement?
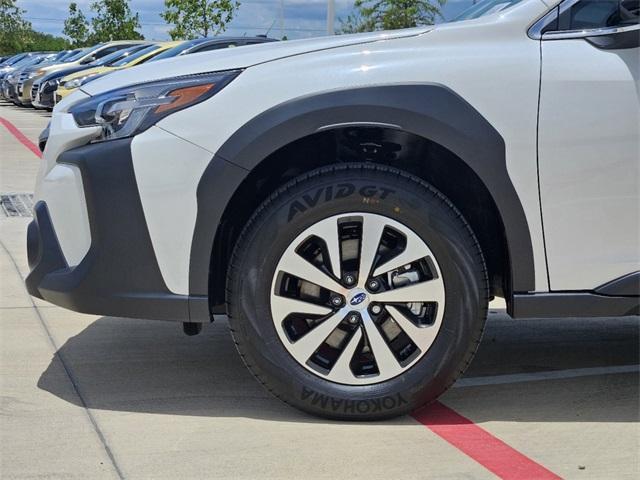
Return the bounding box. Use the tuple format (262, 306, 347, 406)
(37, 313, 640, 424)
(0, 101, 51, 117)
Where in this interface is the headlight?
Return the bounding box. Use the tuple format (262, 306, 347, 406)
(69, 70, 240, 143)
(78, 72, 107, 87)
(64, 75, 93, 89)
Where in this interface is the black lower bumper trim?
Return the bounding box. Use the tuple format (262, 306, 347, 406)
(511, 292, 640, 318)
(25, 138, 211, 323)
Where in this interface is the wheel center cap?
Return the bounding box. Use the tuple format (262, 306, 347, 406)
(348, 289, 370, 310)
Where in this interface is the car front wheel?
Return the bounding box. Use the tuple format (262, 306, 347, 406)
(227, 163, 488, 420)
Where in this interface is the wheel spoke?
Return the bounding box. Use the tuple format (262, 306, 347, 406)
(358, 215, 387, 286)
(306, 218, 342, 279)
(289, 311, 345, 361)
(361, 311, 403, 378)
(278, 251, 344, 294)
(271, 295, 333, 321)
(326, 327, 363, 383)
(372, 228, 433, 277)
(371, 278, 444, 304)
(385, 305, 439, 348)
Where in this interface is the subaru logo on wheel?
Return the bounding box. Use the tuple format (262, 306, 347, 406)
(350, 293, 367, 306)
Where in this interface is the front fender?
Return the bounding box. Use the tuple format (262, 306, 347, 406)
(189, 84, 535, 302)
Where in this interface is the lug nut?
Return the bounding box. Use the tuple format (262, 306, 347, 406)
(348, 313, 360, 325)
(331, 296, 343, 307)
(367, 279, 380, 291)
(370, 304, 382, 315)
(344, 274, 356, 286)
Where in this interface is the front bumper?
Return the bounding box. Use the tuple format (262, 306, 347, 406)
(26, 138, 210, 322)
(17, 80, 32, 105)
(33, 85, 55, 109)
(6, 83, 19, 103)
(19, 77, 36, 104)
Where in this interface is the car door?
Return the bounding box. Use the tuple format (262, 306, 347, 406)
(537, 0, 639, 291)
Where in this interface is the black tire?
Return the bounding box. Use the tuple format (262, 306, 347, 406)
(227, 163, 489, 420)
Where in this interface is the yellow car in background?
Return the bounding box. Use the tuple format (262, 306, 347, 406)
(56, 41, 183, 101)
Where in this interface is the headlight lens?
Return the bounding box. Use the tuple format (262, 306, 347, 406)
(69, 70, 240, 143)
(64, 75, 93, 89)
(78, 72, 106, 87)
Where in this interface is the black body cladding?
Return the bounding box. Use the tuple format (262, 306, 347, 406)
(25, 138, 209, 322)
(190, 84, 536, 299)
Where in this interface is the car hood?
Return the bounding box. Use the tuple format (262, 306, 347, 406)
(41, 65, 92, 83)
(82, 27, 432, 96)
(23, 61, 58, 73)
(62, 66, 111, 82)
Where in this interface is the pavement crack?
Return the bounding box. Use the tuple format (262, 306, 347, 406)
(0, 238, 126, 480)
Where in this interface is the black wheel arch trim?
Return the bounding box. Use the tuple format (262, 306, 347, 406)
(190, 83, 536, 300)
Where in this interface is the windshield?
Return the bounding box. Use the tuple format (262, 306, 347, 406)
(92, 44, 150, 67)
(47, 51, 70, 62)
(148, 40, 199, 62)
(1, 53, 27, 66)
(453, 0, 524, 22)
(111, 44, 162, 67)
(14, 56, 45, 69)
(59, 49, 83, 61)
(64, 47, 92, 63)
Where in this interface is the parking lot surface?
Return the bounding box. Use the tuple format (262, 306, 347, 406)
(1, 102, 639, 479)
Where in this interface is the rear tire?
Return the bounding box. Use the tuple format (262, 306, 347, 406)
(227, 163, 488, 420)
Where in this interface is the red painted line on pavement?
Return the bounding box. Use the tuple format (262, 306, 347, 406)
(0, 116, 42, 158)
(413, 402, 562, 480)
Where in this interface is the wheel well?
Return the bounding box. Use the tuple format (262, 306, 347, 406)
(209, 127, 511, 312)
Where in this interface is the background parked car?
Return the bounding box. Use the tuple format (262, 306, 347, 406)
(31, 44, 154, 110)
(55, 41, 183, 101)
(8, 49, 80, 106)
(0, 52, 41, 77)
(1, 53, 58, 104)
(13, 41, 147, 107)
(148, 36, 278, 63)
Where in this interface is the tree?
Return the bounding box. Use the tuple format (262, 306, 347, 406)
(0, 0, 32, 55)
(63, 2, 90, 47)
(89, 0, 144, 43)
(161, 0, 240, 40)
(24, 31, 70, 52)
(340, 0, 445, 33)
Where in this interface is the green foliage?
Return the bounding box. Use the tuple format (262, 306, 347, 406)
(63, 2, 90, 47)
(89, 0, 144, 43)
(0, 0, 69, 55)
(0, 0, 32, 55)
(340, 0, 446, 33)
(161, 0, 241, 40)
(24, 31, 70, 52)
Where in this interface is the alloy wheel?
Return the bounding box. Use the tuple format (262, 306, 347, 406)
(270, 213, 445, 385)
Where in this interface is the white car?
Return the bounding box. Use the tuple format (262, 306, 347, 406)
(27, 0, 639, 420)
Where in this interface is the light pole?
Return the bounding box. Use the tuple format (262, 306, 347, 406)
(280, 0, 285, 39)
(327, 0, 335, 35)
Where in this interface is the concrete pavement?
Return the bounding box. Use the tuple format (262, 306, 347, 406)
(1, 101, 638, 479)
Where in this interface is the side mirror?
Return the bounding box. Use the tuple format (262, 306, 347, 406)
(586, 25, 640, 50)
(530, 0, 639, 49)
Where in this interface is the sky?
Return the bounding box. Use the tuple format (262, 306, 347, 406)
(17, 0, 474, 41)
